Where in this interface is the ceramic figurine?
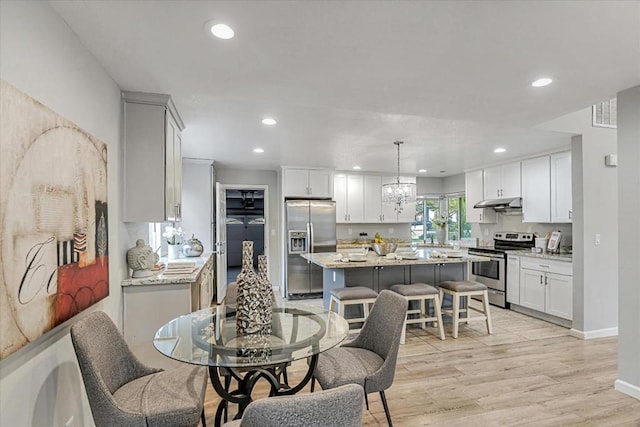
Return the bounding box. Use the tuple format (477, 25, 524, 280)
(126, 239, 159, 278)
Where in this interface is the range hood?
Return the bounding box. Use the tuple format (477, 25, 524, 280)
(473, 197, 522, 212)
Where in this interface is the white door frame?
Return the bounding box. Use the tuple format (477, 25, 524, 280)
(219, 183, 270, 285)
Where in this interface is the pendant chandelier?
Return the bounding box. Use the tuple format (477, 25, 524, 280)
(382, 141, 416, 213)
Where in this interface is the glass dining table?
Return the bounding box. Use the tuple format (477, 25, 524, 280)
(153, 301, 350, 426)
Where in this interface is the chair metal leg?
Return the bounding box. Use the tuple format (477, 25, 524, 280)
(310, 376, 316, 392)
(379, 390, 393, 427)
(201, 409, 207, 427)
(364, 392, 369, 410)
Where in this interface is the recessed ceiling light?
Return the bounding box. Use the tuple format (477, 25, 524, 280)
(209, 23, 234, 39)
(494, 148, 507, 153)
(253, 148, 264, 153)
(261, 118, 277, 126)
(418, 169, 427, 173)
(352, 165, 361, 170)
(531, 77, 553, 87)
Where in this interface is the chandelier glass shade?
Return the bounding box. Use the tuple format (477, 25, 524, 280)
(381, 141, 417, 213)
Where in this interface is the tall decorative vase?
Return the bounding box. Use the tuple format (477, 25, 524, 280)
(257, 255, 274, 334)
(436, 227, 447, 245)
(235, 241, 262, 335)
(167, 244, 181, 260)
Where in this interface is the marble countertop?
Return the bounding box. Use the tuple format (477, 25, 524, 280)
(121, 252, 215, 286)
(505, 249, 573, 262)
(302, 250, 489, 269)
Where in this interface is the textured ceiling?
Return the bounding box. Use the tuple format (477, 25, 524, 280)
(51, 0, 640, 175)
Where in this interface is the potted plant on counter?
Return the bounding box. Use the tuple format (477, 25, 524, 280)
(162, 226, 185, 259)
(432, 211, 451, 245)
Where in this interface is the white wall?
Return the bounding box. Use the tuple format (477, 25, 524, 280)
(0, 2, 123, 426)
(443, 174, 465, 194)
(215, 168, 280, 284)
(616, 85, 640, 398)
(537, 107, 618, 336)
(417, 176, 444, 195)
(181, 159, 214, 252)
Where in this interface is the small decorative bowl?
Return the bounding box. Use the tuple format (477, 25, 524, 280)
(372, 242, 398, 256)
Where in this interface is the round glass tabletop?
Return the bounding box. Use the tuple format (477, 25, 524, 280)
(153, 301, 349, 368)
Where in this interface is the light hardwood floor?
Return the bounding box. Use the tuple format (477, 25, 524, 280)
(204, 300, 640, 426)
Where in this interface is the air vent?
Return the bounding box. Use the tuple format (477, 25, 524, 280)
(592, 98, 617, 128)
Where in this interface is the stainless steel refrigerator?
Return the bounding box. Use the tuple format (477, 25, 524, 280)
(285, 199, 336, 298)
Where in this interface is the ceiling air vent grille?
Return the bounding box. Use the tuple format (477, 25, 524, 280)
(592, 98, 617, 129)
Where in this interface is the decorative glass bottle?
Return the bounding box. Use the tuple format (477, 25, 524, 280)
(257, 255, 274, 334)
(235, 241, 262, 334)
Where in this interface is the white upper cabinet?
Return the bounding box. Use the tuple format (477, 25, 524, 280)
(550, 151, 572, 223)
(465, 169, 496, 223)
(123, 91, 184, 223)
(520, 151, 571, 224)
(334, 174, 364, 223)
(483, 161, 521, 199)
(522, 156, 551, 223)
(363, 175, 384, 222)
(283, 168, 333, 198)
(336, 174, 416, 223)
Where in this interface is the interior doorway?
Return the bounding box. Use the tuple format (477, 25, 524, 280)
(214, 184, 269, 297)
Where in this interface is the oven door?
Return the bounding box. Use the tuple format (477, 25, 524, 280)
(468, 254, 505, 291)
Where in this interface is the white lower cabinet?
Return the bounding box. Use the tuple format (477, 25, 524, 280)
(506, 255, 520, 304)
(519, 257, 572, 320)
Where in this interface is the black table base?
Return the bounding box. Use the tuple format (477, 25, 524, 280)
(208, 354, 319, 427)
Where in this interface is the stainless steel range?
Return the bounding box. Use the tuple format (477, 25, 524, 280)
(467, 232, 535, 308)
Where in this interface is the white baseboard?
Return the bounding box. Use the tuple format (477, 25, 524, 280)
(569, 327, 618, 340)
(615, 379, 640, 400)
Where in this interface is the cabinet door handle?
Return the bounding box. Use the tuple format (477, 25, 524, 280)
(545, 276, 548, 285)
(540, 275, 543, 284)
(380, 266, 384, 270)
(569, 210, 572, 219)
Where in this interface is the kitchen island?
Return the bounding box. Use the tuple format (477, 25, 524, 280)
(301, 250, 489, 308)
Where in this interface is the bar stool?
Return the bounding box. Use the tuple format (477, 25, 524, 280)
(390, 283, 445, 343)
(439, 280, 493, 338)
(329, 286, 378, 333)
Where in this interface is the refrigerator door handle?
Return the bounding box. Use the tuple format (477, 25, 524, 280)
(308, 222, 314, 254)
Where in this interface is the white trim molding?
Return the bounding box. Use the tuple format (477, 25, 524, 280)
(569, 327, 618, 340)
(615, 379, 640, 400)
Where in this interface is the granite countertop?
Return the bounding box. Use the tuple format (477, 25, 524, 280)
(506, 249, 573, 262)
(121, 252, 215, 286)
(302, 250, 489, 269)
(336, 241, 453, 249)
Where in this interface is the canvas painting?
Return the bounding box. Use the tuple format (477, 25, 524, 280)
(0, 80, 109, 359)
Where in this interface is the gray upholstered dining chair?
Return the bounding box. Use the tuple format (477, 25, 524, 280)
(70, 311, 208, 427)
(222, 383, 364, 427)
(312, 289, 408, 427)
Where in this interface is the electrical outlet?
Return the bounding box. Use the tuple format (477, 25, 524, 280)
(595, 234, 601, 245)
(65, 416, 74, 427)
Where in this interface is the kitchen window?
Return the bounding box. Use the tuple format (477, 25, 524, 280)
(411, 197, 441, 243)
(411, 194, 470, 243)
(447, 194, 471, 241)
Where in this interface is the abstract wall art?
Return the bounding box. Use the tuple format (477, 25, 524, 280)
(0, 80, 109, 359)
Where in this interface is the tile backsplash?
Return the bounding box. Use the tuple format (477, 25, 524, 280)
(336, 223, 412, 241)
(472, 213, 572, 249)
